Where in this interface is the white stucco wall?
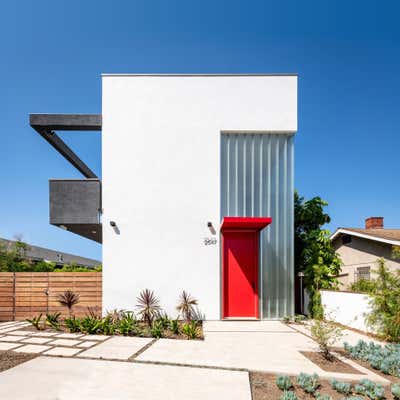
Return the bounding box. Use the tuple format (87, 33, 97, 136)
(102, 74, 297, 319)
(321, 290, 376, 333)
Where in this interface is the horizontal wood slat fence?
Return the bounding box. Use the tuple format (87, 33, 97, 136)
(0, 272, 102, 321)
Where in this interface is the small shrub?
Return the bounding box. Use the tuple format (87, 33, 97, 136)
(45, 312, 61, 330)
(294, 314, 306, 324)
(280, 391, 298, 400)
(136, 289, 161, 328)
(344, 340, 400, 377)
(283, 316, 293, 323)
(350, 279, 376, 294)
(64, 316, 81, 333)
(297, 373, 320, 394)
(100, 315, 118, 335)
(182, 320, 200, 339)
(330, 379, 351, 395)
(311, 319, 343, 360)
(169, 319, 180, 335)
(150, 321, 163, 338)
(276, 375, 293, 391)
(57, 290, 80, 316)
(354, 379, 385, 400)
(176, 290, 198, 321)
(315, 392, 332, 400)
(26, 313, 43, 330)
(118, 312, 137, 336)
(392, 383, 400, 400)
(156, 312, 170, 330)
(80, 316, 101, 334)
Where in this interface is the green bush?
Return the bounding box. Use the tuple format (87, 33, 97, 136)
(169, 319, 180, 335)
(330, 379, 351, 395)
(64, 316, 81, 333)
(350, 279, 376, 294)
(182, 321, 200, 339)
(45, 312, 61, 330)
(279, 391, 298, 400)
(392, 383, 400, 400)
(275, 375, 293, 391)
(297, 373, 319, 394)
(150, 321, 163, 338)
(80, 316, 102, 334)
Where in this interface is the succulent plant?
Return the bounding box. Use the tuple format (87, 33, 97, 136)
(391, 383, 400, 400)
(279, 391, 298, 400)
(297, 373, 319, 394)
(276, 375, 293, 391)
(331, 379, 351, 395)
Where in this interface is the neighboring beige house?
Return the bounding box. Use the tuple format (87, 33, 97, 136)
(330, 217, 400, 289)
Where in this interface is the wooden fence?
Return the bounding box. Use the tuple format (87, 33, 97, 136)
(0, 272, 102, 321)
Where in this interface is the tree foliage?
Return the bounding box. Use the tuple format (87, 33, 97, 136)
(294, 191, 342, 318)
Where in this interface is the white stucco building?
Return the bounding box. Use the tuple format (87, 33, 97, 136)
(32, 74, 298, 320)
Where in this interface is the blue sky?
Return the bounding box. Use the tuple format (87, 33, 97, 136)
(1, 1, 399, 261)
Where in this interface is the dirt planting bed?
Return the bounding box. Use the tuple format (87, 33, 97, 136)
(0, 350, 37, 373)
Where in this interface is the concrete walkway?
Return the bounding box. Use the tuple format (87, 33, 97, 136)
(0, 356, 251, 400)
(0, 320, 391, 399)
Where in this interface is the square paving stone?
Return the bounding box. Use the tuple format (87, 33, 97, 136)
(7, 330, 34, 336)
(49, 339, 82, 347)
(79, 335, 109, 341)
(0, 335, 26, 342)
(0, 342, 22, 351)
(79, 336, 152, 360)
(43, 347, 81, 357)
(22, 337, 53, 345)
(55, 333, 84, 339)
(30, 331, 59, 337)
(14, 344, 51, 354)
(76, 341, 97, 348)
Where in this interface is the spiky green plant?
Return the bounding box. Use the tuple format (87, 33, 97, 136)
(392, 383, 400, 400)
(150, 320, 163, 338)
(64, 316, 81, 333)
(181, 320, 200, 339)
(279, 391, 298, 400)
(57, 290, 80, 316)
(176, 290, 198, 321)
(136, 289, 161, 327)
(297, 373, 320, 394)
(169, 319, 180, 335)
(26, 313, 43, 330)
(79, 315, 101, 334)
(46, 312, 61, 330)
(330, 379, 351, 395)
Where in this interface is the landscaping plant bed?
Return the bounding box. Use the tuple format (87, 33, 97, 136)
(0, 350, 37, 373)
(250, 372, 399, 400)
(300, 351, 361, 374)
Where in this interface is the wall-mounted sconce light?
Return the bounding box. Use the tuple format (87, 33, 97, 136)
(110, 221, 120, 234)
(207, 222, 216, 235)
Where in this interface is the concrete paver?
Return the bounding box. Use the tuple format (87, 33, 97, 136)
(76, 341, 97, 348)
(0, 356, 251, 400)
(49, 339, 82, 347)
(0, 342, 22, 351)
(14, 344, 51, 354)
(7, 330, 34, 336)
(44, 347, 82, 357)
(0, 335, 26, 342)
(55, 333, 85, 339)
(21, 337, 53, 345)
(30, 331, 59, 337)
(79, 336, 152, 360)
(79, 334, 109, 341)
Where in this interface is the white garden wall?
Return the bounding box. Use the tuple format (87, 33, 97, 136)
(320, 290, 376, 333)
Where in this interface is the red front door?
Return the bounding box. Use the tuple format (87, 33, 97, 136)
(222, 230, 259, 318)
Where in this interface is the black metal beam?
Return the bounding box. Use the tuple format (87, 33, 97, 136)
(30, 114, 101, 179)
(30, 114, 102, 131)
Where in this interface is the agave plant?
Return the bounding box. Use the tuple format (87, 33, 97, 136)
(57, 290, 80, 316)
(176, 290, 198, 321)
(136, 289, 161, 327)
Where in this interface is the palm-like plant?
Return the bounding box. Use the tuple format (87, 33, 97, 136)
(57, 290, 80, 316)
(176, 290, 198, 321)
(136, 289, 161, 327)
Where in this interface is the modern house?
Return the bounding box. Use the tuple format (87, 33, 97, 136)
(331, 217, 400, 288)
(31, 74, 297, 319)
(0, 237, 100, 268)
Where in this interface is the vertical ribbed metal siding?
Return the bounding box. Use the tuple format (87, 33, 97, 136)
(221, 133, 294, 319)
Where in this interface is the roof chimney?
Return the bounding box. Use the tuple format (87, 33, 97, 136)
(365, 217, 384, 229)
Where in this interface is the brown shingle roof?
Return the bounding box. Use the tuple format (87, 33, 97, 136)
(340, 228, 400, 242)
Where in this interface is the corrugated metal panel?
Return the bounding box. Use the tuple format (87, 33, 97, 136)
(221, 133, 294, 319)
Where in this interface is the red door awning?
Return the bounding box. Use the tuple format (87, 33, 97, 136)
(220, 217, 272, 232)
